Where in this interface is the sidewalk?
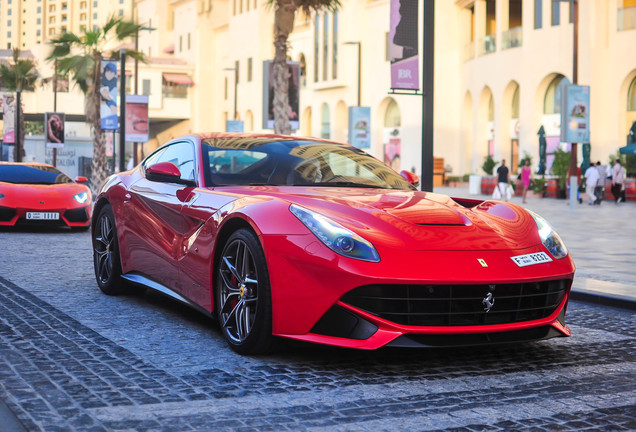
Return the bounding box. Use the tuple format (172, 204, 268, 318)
(434, 185, 636, 310)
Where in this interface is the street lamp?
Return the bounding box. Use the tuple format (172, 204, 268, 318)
(224, 67, 238, 120)
(344, 41, 361, 106)
(554, 0, 579, 209)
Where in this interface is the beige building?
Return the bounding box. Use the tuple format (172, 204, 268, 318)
(3, 0, 636, 179)
(0, 0, 133, 50)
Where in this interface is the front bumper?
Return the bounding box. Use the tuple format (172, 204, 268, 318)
(0, 205, 92, 228)
(263, 233, 575, 349)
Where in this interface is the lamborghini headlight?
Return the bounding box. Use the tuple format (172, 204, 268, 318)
(527, 210, 568, 259)
(73, 192, 88, 204)
(290, 204, 380, 262)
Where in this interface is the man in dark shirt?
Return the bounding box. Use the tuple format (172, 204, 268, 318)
(496, 159, 510, 201)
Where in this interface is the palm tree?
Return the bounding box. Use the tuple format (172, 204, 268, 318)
(0, 48, 39, 162)
(47, 16, 144, 192)
(268, 0, 340, 134)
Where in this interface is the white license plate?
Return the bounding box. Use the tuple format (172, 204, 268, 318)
(510, 252, 553, 267)
(26, 212, 60, 220)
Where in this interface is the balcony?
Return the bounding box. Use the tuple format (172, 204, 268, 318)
(618, 6, 636, 31)
(478, 34, 496, 56)
(502, 27, 522, 50)
(463, 41, 475, 62)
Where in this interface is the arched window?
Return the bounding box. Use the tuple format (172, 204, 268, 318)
(544, 75, 570, 114)
(384, 99, 401, 127)
(299, 54, 307, 88)
(321, 103, 330, 139)
(628, 76, 636, 111)
(512, 86, 520, 118)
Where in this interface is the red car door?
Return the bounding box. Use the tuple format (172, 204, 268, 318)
(123, 141, 198, 293)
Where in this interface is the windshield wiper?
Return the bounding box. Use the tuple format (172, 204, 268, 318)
(312, 181, 385, 189)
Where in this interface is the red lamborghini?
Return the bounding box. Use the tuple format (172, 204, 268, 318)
(0, 162, 92, 230)
(92, 133, 575, 354)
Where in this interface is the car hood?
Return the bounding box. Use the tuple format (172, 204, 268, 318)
(0, 182, 89, 207)
(222, 186, 542, 251)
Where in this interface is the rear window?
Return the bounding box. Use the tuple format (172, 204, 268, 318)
(0, 164, 73, 185)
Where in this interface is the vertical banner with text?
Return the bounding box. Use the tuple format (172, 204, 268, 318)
(348, 106, 371, 149)
(560, 85, 590, 144)
(125, 95, 149, 142)
(389, 0, 419, 90)
(45, 112, 66, 148)
(2, 95, 16, 144)
(100, 60, 119, 130)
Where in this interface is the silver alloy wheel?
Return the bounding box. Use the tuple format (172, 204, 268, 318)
(94, 212, 114, 284)
(218, 238, 259, 343)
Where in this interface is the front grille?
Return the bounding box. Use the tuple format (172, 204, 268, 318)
(64, 207, 89, 223)
(341, 280, 570, 327)
(0, 206, 15, 222)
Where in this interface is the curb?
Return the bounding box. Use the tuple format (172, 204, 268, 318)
(570, 290, 636, 311)
(0, 400, 27, 432)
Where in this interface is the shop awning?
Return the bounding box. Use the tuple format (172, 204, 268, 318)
(163, 73, 194, 86)
(619, 143, 636, 155)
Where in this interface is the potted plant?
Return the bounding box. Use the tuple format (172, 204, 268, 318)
(532, 178, 547, 197)
(550, 148, 571, 199)
(480, 155, 498, 195)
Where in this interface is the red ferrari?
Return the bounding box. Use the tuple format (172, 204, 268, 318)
(92, 133, 575, 354)
(0, 162, 92, 230)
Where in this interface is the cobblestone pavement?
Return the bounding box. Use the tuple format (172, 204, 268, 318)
(0, 226, 635, 431)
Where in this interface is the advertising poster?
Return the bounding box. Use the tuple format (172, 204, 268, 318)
(383, 127, 402, 171)
(2, 95, 16, 144)
(347, 106, 371, 149)
(125, 95, 149, 142)
(100, 60, 119, 130)
(45, 112, 65, 148)
(262, 60, 300, 130)
(226, 120, 244, 132)
(560, 85, 590, 143)
(389, 0, 419, 90)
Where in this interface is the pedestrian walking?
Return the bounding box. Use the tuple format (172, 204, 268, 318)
(496, 159, 510, 201)
(521, 159, 533, 203)
(611, 159, 627, 203)
(584, 163, 599, 205)
(594, 161, 607, 204)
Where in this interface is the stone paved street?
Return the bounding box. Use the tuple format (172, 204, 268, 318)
(1, 195, 635, 431)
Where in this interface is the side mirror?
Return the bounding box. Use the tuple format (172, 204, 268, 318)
(146, 162, 187, 184)
(400, 170, 420, 188)
(75, 176, 89, 183)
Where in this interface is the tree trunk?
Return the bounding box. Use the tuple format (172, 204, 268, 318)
(88, 55, 109, 193)
(273, 0, 296, 135)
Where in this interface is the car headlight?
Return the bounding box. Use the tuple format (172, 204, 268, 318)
(73, 192, 88, 204)
(290, 204, 380, 262)
(527, 210, 568, 259)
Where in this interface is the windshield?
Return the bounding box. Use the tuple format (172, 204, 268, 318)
(201, 137, 416, 190)
(0, 164, 73, 185)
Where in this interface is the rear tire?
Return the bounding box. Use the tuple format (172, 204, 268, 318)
(215, 229, 273, 354)
(92, 204, 125, 295)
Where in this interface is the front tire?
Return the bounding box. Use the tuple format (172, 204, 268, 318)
(216, 229, 273, 354)
(92, 204, 124, 295)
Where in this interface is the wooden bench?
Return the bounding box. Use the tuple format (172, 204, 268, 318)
(433, 157, 445, 187)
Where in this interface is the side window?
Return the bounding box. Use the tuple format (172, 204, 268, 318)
(144, 141, 196, 183)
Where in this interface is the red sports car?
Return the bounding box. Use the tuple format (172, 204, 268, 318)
(0, 162, 92, 230)
(92, 133, 575, 354)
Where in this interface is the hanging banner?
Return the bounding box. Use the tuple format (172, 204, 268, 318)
(389, 0, 419, 90)
(262, 60, 300, 130)
(2, 95, 16, 144)
(560, 85, 590, 143)
(348, 106, 371, 149)
(100, 60, 119, 130)
(125, 94, 149, 142)
(45, 112, 65, 148)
